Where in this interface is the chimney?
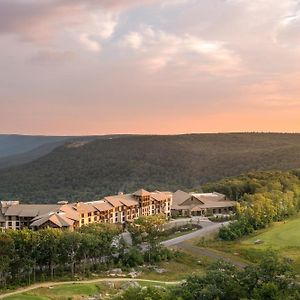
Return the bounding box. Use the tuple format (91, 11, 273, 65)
(57, 201, 68, 205)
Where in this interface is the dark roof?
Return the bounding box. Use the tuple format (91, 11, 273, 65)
(5, 204, 60, 217)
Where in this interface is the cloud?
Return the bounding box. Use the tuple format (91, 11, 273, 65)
(123, 26, 240, 74)
(75, 12, 118, 52)
(275, 13, 300, 48)
(123, 32, 143, 49)
(30, 49, 76, 64)
(79, 34, 102, 52)
(2, 0, 300, 135)
(0, 0, 120, 48)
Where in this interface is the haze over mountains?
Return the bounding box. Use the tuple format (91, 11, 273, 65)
(0, 134, 130, 170)
(1, 133, 300, 203)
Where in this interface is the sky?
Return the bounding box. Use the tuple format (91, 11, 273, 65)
(1, 0, 300, 135)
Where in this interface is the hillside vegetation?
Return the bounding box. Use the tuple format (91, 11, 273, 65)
(1, 133, 300, 203)
(204, 170, 300, 240)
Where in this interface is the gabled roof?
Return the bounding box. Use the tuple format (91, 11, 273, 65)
(30, 212, 74, 228)
(73, 203, 96, 214)
(151, 191, 170, 201)
(104, 194, 139, 208)
(60, 204, 80, 221)
(133, 189, 151, 197)
(171, 191, 236, 211)
(93, 202, 113, 212)
(181, 195, 204, 206)
(172, 190, 191, 207)
(5, 204, 60, 217)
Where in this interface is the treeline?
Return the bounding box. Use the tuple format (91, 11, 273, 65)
(0, 215, 174, 289)
(0, 224, 120, 288)
(113, 252, 300, 300)
(2, 133, 300, 202)
(203, 170, 300, 240)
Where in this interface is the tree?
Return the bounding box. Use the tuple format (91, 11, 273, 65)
(112, 286, 171, 300)
(134, 214, 166, 263)
(0, 233, 14, 287)
(35, 228, 62, 280)
(59, 231, 82, 277)
(174, 260, 244, 300)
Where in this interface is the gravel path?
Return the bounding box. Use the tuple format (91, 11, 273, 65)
(0, 278, 181, 299)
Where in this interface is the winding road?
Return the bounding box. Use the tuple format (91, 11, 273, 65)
(161, 219, 247, 268)
(161, 220, 229, 247)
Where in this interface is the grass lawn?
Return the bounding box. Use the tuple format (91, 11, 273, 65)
(3, 281, 177, 300)
(4, 283, 105, 300)
(242, 218, 300, 248)
(4, 295, 50, 300)
(158, 228, 198, 242)
(139, 252, 206, 281)
(197, 215, 300, 275)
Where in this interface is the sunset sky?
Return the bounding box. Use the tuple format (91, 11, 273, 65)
(1, 0, 300, 135)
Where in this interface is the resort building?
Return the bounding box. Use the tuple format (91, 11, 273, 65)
(171, 190, 236, 217)
(0, 189, 172, 231)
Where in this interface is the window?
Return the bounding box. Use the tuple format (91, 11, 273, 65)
(81, 213, 84, 218)
(88, 212, 92, 217)
(94, 216, 97, 221)
(81, 219, 84, 224)
(88, 218, 91, 222)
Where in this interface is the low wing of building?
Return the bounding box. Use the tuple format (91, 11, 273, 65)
(172, 190, 236, 217)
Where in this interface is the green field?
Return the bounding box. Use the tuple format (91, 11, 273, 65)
(197, 215, 300, 274)
(3, 283, 102, 300)
(2, 281, 176, 300)
(241, 217, 300, 249)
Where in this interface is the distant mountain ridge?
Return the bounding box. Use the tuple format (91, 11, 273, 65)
(0, 134, 133, 170)
(0, 135, 73, 158)
(1, 133, 300, 203)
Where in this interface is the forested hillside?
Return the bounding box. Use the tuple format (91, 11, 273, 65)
(1, 133, 300, 203)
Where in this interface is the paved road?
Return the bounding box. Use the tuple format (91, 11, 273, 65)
(161, 221, 229, 247)
(0, 278, 181, 299)
(161, 220, 248, 269)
